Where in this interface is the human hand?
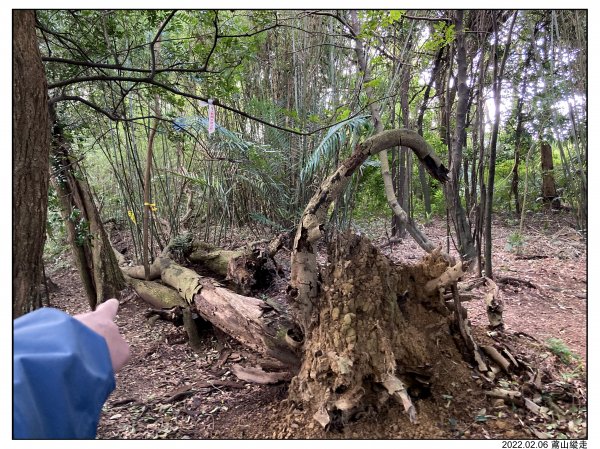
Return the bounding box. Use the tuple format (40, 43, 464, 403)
(74, 299, 131, 372)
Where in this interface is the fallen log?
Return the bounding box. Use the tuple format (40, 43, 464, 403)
(125, 274, 186, 309)
(188, 240, 278, 294)
(188, 241, 245, 276)
(157, 259, 301, 368)
(230, 364, 292, 384)
(122, 257, 169, 281)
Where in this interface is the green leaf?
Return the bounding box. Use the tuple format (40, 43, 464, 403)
(389, 10, 403, 22)
(364, 78, 383, 89)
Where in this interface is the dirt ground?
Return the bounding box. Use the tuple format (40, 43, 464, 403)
(45, 211, 587, 440)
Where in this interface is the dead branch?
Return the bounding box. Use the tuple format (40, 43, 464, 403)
(424, 261, 464, 295)
(230, 364, 292, 384)
(496, 276, 538, 289)
(484, 277, 504, 329)
(482, 345, 510, 372)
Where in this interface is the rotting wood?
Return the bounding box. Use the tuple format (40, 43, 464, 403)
(482, 345, 510, 372)
(287, 232, 475, 430)
(122, 256, 170, 281)
(154, 259, 301, 368)
(182, 306, 203, 354)
(425, 262, 464, 295)
(126, 275, 185, 309)
(230, 364, 292, 384)
(496, 276, 538, 289)
(188, 240, 278, 294)
(484, 277, 504, 329)
(485, 388, 524, 406)
(289, 128, 451, 333)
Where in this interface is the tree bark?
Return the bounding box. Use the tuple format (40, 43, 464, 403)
(446, 10, 477, 262)
(288, 232, 477, 429)
(13, 10, 51, 317)
(484, 11, 518, 278)
(156, 258, 302, 368)
(540, 141, 559, 209)
(511, 25, 537, 216)
(143, 115, 159, 280)
(348, 11, 446, 264)
(50, 108, 126, 310)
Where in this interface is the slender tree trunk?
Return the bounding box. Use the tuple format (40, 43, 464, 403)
(416, 48, 443, 216)
(13, 10, 51, 317)
(484, 11, 518, 278)
(143, 114, 159, 280)
(348, 11, 442, 258)
(447, 10, 477, 262)
(540, 141, 560, 209)
(511, 26, 536, 216)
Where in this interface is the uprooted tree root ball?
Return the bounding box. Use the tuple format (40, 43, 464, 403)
(286, 232, 483, 431)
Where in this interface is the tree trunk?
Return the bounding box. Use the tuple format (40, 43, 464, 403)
(13, 10, 51, 317)
(153, 257, 301, 368)
(416, 47, 443, 217)
(511, 26, 536, 216)
(348, 12, 444, 261)
(540, 141, 560, 209)
(50, 109, 126, 310)
(446, 10, 477, 262)
(143, 115, 159, 280)
(484, 11, 518, 279)
(126, 239, 279, 295)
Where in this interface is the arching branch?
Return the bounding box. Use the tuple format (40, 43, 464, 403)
(289, 129, 449, 331)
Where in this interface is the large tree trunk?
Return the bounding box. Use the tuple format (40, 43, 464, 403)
(150, 257, 302, 368)
(13, 10, 51, 317)
(125, 238, 279, 295)
(50, 109, 125, 310)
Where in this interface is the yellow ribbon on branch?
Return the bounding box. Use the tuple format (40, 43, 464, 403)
(144, 202, 158, 212)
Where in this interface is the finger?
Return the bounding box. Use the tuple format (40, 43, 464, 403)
(95, 298, 119, 319)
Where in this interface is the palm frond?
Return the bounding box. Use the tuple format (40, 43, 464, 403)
(301, 115, 373, 182)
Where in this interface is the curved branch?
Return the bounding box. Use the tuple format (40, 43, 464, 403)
(289, 129, 448, 331)
(201, 11, 219, 71)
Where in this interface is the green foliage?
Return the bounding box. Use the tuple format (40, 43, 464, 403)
(44, 186, 69, 261)
(301, 115, 372, 182)
(423, 22, 456, 52)
(505, 231, 525, 253)
(352, 161, 388, 219)
(545, 338, 581, 366)
(69, 208, 93, 247)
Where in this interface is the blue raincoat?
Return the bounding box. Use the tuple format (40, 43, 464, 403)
(13, 308, 116, 439)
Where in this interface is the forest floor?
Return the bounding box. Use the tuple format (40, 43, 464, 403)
(45, 211, 587, 440)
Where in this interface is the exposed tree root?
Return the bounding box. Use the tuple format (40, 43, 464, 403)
(287, 232, 478, 430)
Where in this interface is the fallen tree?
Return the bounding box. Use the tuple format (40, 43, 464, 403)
(107, 127, 572, 435)
(119, 254, 302, 368)
(123, 238, 279, 295)
(284, 129, 494, 429)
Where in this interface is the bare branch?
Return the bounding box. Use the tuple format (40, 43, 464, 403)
(150, 10, 177, 78)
